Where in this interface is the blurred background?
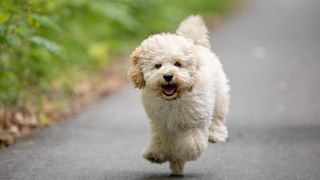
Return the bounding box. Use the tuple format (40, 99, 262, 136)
(1, 0, 320, 179)
(0, 0, 238, 146)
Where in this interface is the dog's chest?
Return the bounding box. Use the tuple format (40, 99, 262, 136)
(142, 91, 213, 131)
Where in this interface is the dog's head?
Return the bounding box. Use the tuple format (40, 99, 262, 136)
(128, 15, 209, 100)
(128, 34, 198, 100)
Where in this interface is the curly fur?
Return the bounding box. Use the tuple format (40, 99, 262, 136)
(128, 15, 230, 175)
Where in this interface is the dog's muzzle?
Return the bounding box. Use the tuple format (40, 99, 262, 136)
(162, 84, 177, 96)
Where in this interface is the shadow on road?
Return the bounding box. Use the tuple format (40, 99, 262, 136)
(102, 170, 214, 180)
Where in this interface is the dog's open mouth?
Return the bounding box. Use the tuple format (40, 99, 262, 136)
(162, 84, 177, 96)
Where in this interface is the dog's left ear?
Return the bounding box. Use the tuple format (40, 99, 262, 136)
(128, 47, 146, 89)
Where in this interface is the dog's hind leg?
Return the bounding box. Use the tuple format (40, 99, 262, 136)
(208, 92, 229, 143)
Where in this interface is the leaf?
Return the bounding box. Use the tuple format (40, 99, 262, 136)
(38, 112, 50, 127)
(5, 34, 21, 48)
(32, 14, 60, 31)
(0, 13, 8, 24)
(88, 43, 108, 60)
(89, 2, 140, 32)
(29, 36, 62, 56)
(88, 42, 109, 68)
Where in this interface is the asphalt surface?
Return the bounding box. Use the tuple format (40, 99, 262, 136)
(1, 0, 320, 179)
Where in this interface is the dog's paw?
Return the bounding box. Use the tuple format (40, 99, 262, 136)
(143, 150, 167, 164)
(208, 125, 228, 143)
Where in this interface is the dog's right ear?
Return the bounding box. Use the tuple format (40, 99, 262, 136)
(128, 47, 145, 89)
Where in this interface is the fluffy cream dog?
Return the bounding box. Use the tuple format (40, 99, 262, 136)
(128, 15, 230, 175)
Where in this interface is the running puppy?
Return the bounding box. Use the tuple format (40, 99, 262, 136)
(128, 15, 230, 175)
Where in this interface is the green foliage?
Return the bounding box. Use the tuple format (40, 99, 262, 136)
(0, 0, 235, 106)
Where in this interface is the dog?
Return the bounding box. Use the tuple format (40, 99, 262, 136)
(128, 15, 230, 175)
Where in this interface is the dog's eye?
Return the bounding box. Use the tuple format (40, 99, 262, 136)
(174, 62, 181, 67)
(155, 64, 162, 69)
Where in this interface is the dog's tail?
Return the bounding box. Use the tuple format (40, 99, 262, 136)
(176, 15, 210, 48)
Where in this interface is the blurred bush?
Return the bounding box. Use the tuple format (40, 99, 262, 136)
(0, 0, 235, 107)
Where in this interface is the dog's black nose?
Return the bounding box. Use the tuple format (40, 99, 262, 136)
(163, 75, 173, 82)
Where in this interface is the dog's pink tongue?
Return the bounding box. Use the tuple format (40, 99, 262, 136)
(164, 85, 176, 95)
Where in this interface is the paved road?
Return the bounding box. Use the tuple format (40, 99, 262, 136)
(1, 0, 320, 179)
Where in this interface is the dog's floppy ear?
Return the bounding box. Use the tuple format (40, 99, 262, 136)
(176, 15, 210, 48)
(128, 47, 145, 89)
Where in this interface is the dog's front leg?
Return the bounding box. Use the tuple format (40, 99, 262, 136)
(172, 128, 208, 162)
(168, 128, 207, 175)
(143, 123, 167, 164)
(169, 160, 185, 176)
